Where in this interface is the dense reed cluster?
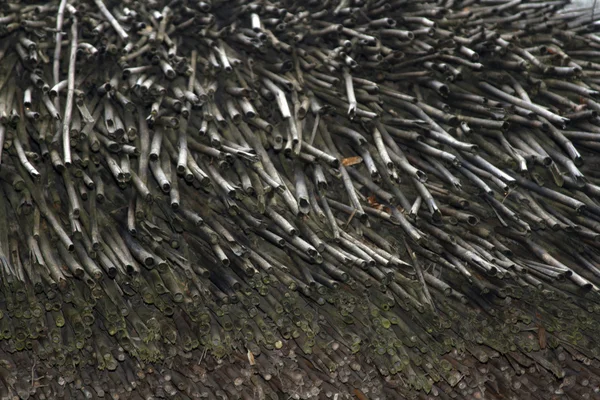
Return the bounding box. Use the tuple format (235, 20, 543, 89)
(1, 0, 600, 398)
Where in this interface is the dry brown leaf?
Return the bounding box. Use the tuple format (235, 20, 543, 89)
(247, 348, 255, 366)
(367, 195, 380, 208)
(342, 156, 363, 167)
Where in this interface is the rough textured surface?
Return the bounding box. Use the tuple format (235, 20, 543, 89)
(0, 0, 600, 399)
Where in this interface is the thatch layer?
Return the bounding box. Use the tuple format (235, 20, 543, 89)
(0, 0, 599, 398)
